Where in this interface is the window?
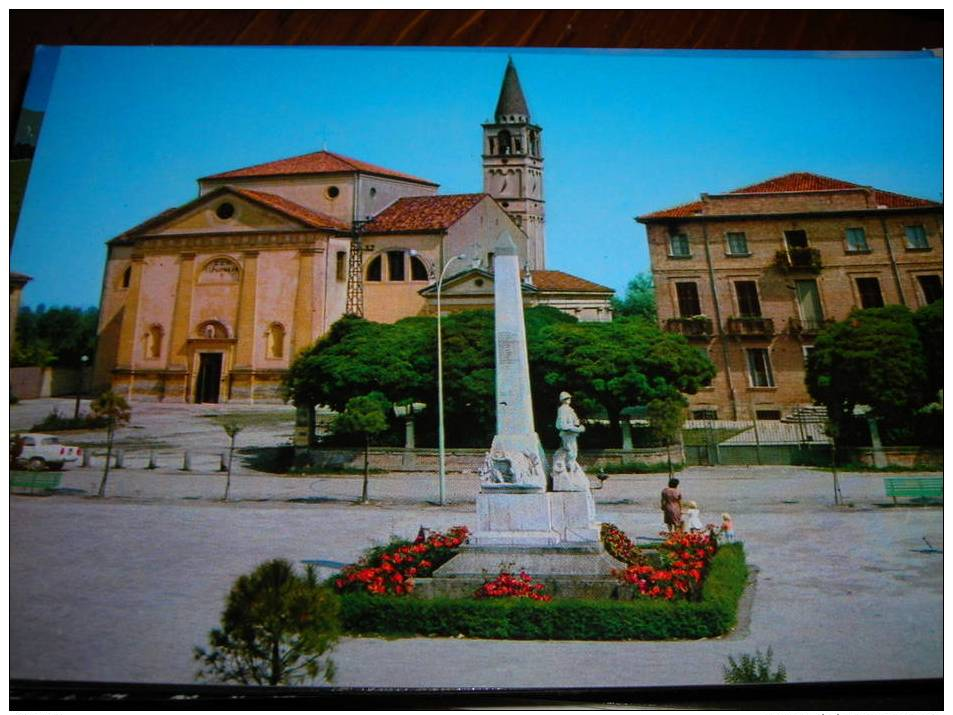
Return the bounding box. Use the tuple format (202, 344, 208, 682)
(844, 227, 869, 252)
(336, 251, 347, 281)
(387, 251, 405, 281)
(904, 225, 929, 249)
(692, 409, 718, 420)
(735, 281, 761, 317)
(856, 277, 884, 309)
(487, 252, 495, 269)
(366, 255, 382, 281)
(267, 323, 285, 359)
(746, 348, 775, 387)
(726, 232, 749, 255)
(675, 282, 702, 317)
(795, 280, 824, 330)
(784, 230, 808, 249)
(410, 255, 429, 281)
(756, 409, 782, 421)
(326, 186, 340, 199)
(121, 266, 132, 288)
(669, 234, 690, 257)
(917, 275, 942, 304)
(802, 345, 815, 365)
(215, 202, 235, 220)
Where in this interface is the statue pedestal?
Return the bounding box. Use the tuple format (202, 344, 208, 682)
(468, 490, 600, 547)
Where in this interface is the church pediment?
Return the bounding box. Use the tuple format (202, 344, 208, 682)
(418, 267, 539, 297)
(126, 186, 349, 239)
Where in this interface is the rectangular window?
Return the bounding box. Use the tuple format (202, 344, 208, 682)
(726, 232, 749, 255)
(675, 282, 702, 317)
(795, 280, 824, 330)
(692, 409, 718, 420)
(756, 410, 781, 421)
(917, 275, 942, 304)
(735, 281, 761, 317)
(335, 251, 347, 281)
(904, 225, 929, 249)
(669, 234, 690, 257)
(845, 227, 869, 252)
(746, 348, 775, 387)
(784, 230, 808, 249)
(802, 345, 815, 365)
(856, 277, 884, 309)
(387, 251, 405, 281)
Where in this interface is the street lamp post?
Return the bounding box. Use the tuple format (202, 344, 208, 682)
(436, 254, 467, 505)
(74, 355, 89, 420)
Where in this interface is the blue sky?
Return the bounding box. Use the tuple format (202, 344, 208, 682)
(11, 46, 942, 309)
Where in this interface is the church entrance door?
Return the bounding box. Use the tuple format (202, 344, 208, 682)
(195, 352, 223, 403)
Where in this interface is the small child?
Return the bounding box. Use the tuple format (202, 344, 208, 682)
(720, 513, 735, 542)
(682, 500, 704, 532)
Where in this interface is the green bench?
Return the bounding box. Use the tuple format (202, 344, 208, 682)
(10, 471, 63, 495)
(884, 477, 942, 505)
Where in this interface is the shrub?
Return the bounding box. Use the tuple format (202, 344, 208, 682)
(339, 543, 748, 640)
(31, 409, 109, 432)
(194, 559, 339, 686)
(723, 647, 787, 684)
(601, 461, 683, 474)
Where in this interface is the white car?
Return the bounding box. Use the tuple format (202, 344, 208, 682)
(12, 433, 83, 471)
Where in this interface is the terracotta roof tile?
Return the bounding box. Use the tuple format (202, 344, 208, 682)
(202, 150, 438, 186)
(640, 172, 940, 219)
(231, 187, 350, 231)
(530, 270, 613, 293)
(363, 194, 488, 233)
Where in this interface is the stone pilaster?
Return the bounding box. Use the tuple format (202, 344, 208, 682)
(114, 254, 145, 373)
(234, 251, 259, 368)
(292, 248, 318, 356)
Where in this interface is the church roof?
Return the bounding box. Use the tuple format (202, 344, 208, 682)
(362, 194, 489, 233)
(639, 172, 941, 220)
(201, 150, 438, 186)
(530, 270, 614, 293)
(494, 58, 530, 122)
(230, 187, 350, 230)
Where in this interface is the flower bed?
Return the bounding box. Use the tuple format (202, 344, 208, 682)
(474, 570, 552, 602)
(613, 529, 719, 601)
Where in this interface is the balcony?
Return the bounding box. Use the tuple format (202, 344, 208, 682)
(788, 317, 833, 336)
(775, 247, 822, 273)
(725, 316, 775, 337)
(665, 316, 713, 339)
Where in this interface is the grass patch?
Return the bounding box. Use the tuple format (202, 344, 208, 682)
(200, 411, 295, 428)
(29, 409, 110, 432)
(599, 461, 683, 475)
(291, 465, 387, 476)
(339, 543, 748, 640)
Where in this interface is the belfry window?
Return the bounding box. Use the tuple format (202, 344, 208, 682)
(497, 130, 512, 155)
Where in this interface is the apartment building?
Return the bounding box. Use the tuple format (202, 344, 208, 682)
(638, 172, 942, 420)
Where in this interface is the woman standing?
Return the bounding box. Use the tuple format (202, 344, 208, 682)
(660, 478, 683, 532)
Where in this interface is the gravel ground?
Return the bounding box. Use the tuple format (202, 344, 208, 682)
(8, 399, 943, 691)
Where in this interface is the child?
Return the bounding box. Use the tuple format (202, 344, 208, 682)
(682, 500, 704, 533)
(720, 513, 735, 542)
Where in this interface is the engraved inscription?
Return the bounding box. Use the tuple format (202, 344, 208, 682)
(498, 330, 518, 366)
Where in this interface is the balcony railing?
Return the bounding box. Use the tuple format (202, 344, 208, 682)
(665, 316, 713, 338)
(725, 316, 775, 337)
(788, 317, 833, 335)
(775, 247, 822, 273)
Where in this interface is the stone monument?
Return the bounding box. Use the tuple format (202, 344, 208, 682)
(432, 232, 622, 588)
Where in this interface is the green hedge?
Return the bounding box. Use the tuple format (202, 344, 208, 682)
(340, 543, 747, 640)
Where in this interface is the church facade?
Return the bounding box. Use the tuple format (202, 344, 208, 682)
(93, 60, 612, 402)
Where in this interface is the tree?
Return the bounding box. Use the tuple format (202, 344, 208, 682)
(611, 272, 657, 322)
(531, 316, 715, 442)
(222, 420, 244, 502)
(13, 305, 98, 367)
(913, 299, 942, 398)
(90, 391, 131, 497)
(646, 396, 687, 479)
(331, 393, 390, 503)
(194, 559, 339, 686)
(806, 305, 928, 445)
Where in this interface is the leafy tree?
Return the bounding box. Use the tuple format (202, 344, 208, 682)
(531, 316, 715, 441)
(611, 272, 657, 322)
(806, 305, 928, 445)
(646, 396, 687, 478)
(331, 393, 390, 503)
(194, 559, 339, 686)
(90, 391, 131, 497)
(222, 420, 244, 502)
(13, 305, 98, 367)
(913, 299, 942, 398)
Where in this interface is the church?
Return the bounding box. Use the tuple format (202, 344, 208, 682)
(92, 59, 614, 403)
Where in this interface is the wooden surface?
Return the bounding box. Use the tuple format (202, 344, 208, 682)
(9, 10, 943, 142)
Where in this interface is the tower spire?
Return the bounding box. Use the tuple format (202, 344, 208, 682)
(494, 57, 530, 123)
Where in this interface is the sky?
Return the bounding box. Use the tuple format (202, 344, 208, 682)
(10, 46, 942, 309)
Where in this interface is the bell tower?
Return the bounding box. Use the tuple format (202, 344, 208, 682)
(483, 58, 545, 269)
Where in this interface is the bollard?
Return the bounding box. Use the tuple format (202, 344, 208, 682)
(182, 451, 191, 471)
(219, 452, 228, 472)
(147, 450, 157, 470)
(114, 449, 125, 469)
(82, 449, 91, 467)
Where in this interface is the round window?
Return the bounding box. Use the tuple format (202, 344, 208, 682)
(369, 187, 377, 197)
(474, 279, 484, 287)
(327, 186, 340, 199)
(501, 201, 509, 208)
(216, 202, 235, 220)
